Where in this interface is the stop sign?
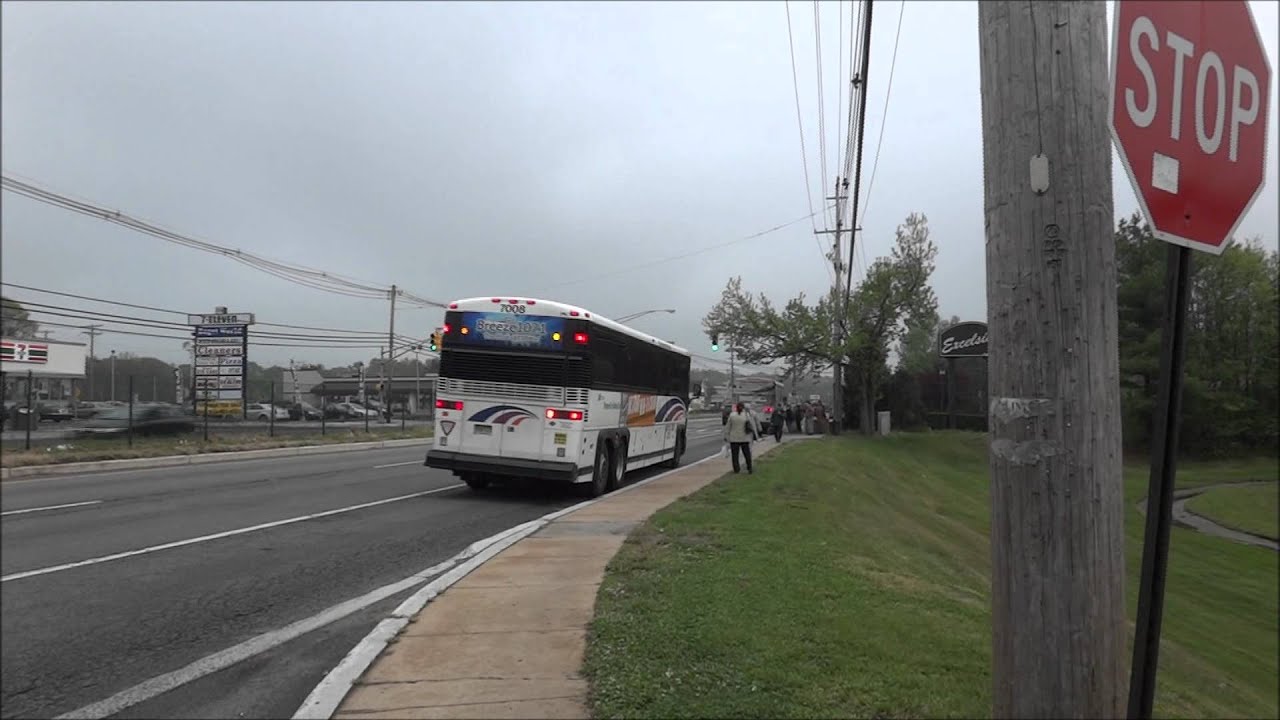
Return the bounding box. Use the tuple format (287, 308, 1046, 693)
(1110, 0, 1271, 254)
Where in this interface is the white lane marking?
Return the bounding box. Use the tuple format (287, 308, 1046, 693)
(1, 500, 102, 516)
(1, 484, 464, 583)
(372, 460, 420, 469)
(295, 450, 726, 719)
(53, 556, 461, 720)
(292, 520, 543, 720)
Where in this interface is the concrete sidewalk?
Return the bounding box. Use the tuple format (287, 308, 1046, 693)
(333, 436, 808, 719)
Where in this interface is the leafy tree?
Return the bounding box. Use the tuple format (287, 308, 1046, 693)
(1, 297, 40, 339)
(703, 212, 939, 433)
(1116, 213, 1278, 456)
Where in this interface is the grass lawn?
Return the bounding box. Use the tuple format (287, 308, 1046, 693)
(1, 426, 432, 468)
(584, 433, 1279, 719)
(1185, 483, 1280, 541)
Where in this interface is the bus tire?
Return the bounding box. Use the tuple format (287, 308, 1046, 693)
(463, 473, 490, 491)
(608, 439, 627, 491)
(663, 430, 685, 469)
(583, 443, 610, 498)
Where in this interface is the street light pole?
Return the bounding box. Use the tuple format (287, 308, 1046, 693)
(110, 350, 117, 402)
(615, 308, 676, 323)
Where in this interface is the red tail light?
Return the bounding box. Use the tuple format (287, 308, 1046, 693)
(573, 332, 589, 344)
(545, 408, 584, 421)
(435, 399, 463, 411)
(442, 323, 451, 333)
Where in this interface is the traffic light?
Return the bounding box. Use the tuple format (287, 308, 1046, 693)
(429, 330, 442, 352)
(710, 333, 720, 352)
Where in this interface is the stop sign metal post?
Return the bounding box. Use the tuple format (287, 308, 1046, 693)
(1110, 2, 1272, 717)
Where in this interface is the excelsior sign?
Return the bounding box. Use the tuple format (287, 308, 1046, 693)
(939, 322, 988, 358)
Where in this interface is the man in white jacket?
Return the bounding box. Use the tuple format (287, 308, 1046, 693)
(723, 402, 756, 474)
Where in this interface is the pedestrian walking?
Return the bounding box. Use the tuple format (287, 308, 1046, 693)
(770, 406, 785, 442)
(784, 405, 795, 434)
(723, 402, 755, 474)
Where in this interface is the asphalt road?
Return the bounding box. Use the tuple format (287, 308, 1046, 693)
(0, 416, 728, 719)
(1, 419, 431, 448)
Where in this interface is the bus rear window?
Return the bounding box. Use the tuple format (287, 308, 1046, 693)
(446, 311, 570, 352)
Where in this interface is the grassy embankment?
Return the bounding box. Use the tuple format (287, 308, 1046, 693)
(1185, 483, 1280, 541)
(585, 433, 1278, 719)
(1, 426, 432, 468)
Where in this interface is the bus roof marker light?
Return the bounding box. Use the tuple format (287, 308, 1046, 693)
(569, 310, 580, 317)
(491, 298, 502, 303)
(526, 300, 536, 305)
(449, 303, 458, 309)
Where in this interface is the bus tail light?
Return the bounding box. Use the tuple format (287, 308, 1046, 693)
(573, 332, 589, 344)
(436, 399, 463, 411)
(545, 408, 584, 421)
(442, 323, 451, 334)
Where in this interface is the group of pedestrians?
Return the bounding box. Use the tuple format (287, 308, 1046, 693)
(720, 399, 831, 475)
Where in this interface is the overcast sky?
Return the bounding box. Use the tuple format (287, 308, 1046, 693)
(3, 1, 1277, 370)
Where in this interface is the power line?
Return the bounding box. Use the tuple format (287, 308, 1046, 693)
(813, 0, 832, 231)
(843, 0, 878, 303)
(857, 0, 906, 232)
(4, 302, 400, 347)
(0, 173, 447, 308)
(785, 2, 836, 282)
(0, 282, 405, 338)
(535, 206, 832, 294)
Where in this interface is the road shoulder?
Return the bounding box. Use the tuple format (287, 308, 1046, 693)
(323, 436, 810, 720)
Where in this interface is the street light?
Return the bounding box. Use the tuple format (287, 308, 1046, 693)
(615, 308, 676, 323)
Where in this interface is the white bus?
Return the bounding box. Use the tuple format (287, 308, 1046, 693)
(426, 296, 691, 496)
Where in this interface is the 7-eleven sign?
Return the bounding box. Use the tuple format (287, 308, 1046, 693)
(1, 340, 50, 364)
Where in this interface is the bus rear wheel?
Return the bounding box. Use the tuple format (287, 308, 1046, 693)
(463, 473, 490, 491)
(583, 443, 610, 498)
(663, 431, 685, 469)
(608, 440, 627, 491)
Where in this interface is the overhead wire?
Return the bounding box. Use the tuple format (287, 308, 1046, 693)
(535, 205, 832, 294)
(843, 0, 878, 304)
(842, 0, 868, 284)
(813, 0, 832, 231)
(0, 173, 446, 307)
(856, 0, 907, 233)
(0, 282, 405, 338)
(784, 2, 834, 282)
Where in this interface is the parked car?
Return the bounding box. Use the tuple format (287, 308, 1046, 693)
(286, 401, 322, 421)
(38, 401, 75, 423)
(77, 405, 196, 437)
(325, 402, 375, 420)
(246, 403, 291, 422)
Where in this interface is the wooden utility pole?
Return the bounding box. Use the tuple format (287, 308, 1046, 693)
(978, 2, 1126, 717)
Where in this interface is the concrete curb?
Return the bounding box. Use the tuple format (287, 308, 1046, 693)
(0, 436, 432, 481)
(291, 451, 731, 720)
(298, 437, 823, 719)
